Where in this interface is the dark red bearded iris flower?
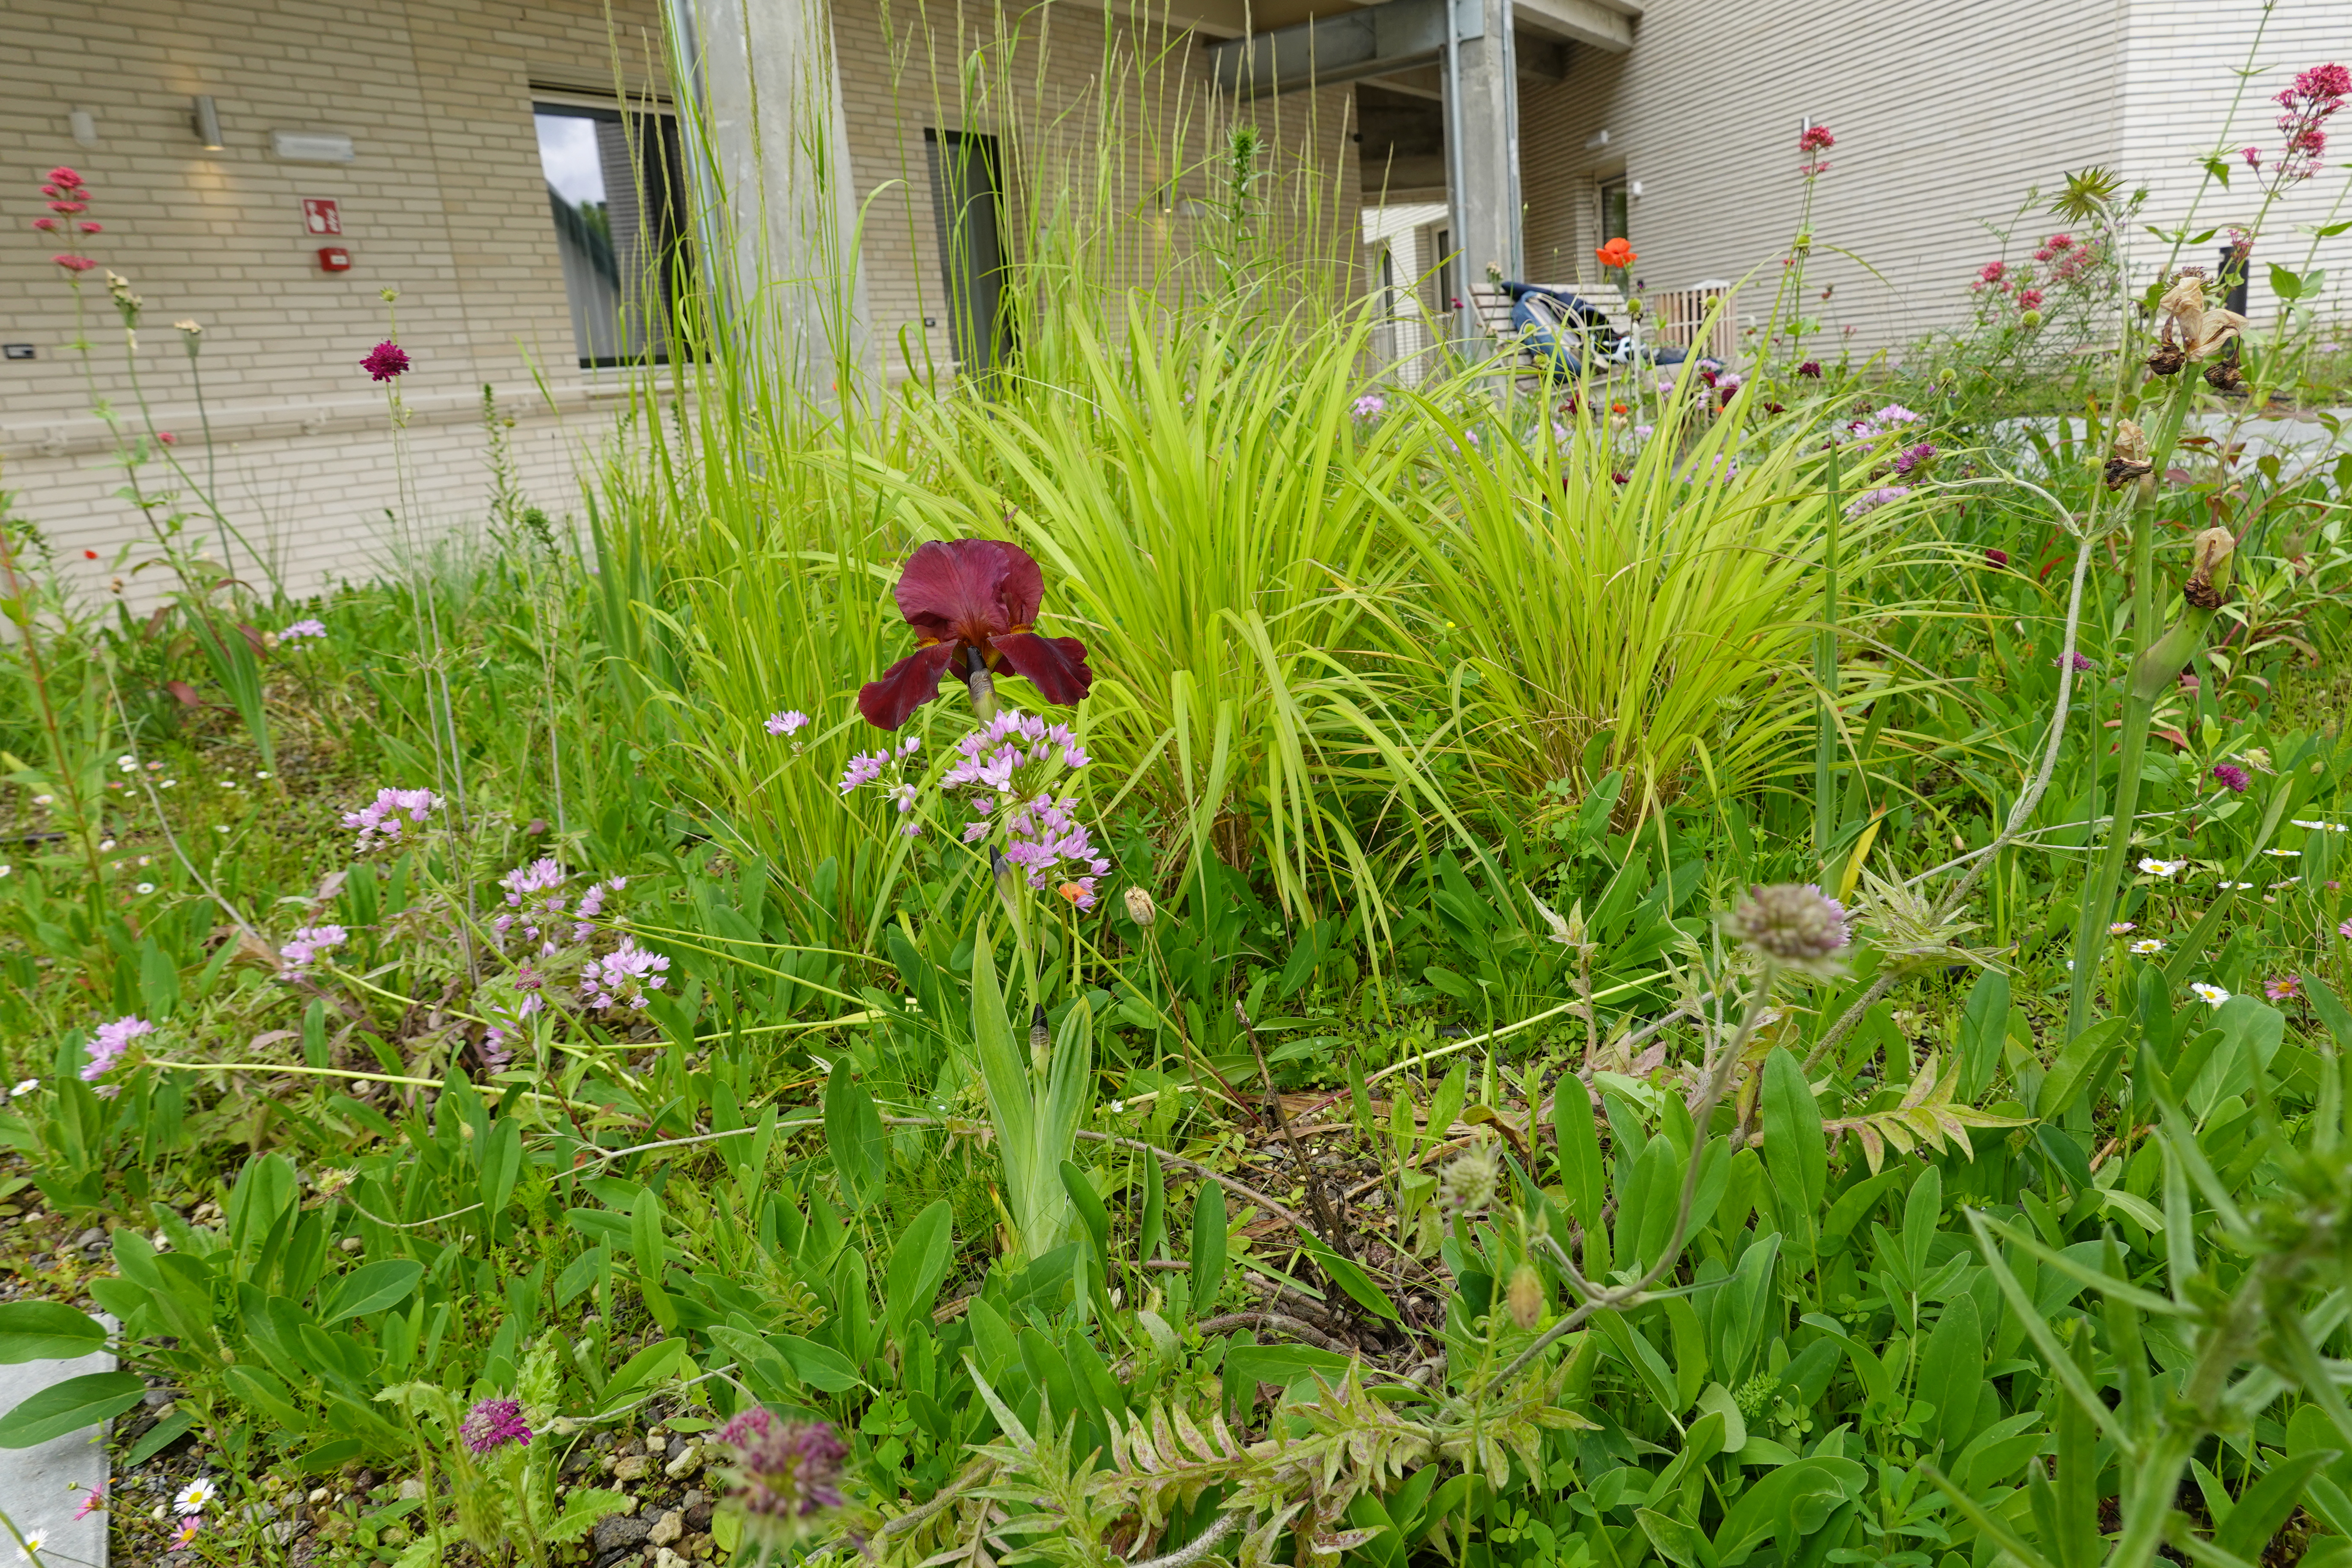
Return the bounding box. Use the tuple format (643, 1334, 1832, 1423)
(856, 539, 1093, 729)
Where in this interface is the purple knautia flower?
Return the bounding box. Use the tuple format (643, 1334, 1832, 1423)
(1894, 441, 1937, 476)
(361, 340, 410, 382)
(82, 1015, 153, 1091)
(839, 751, 887, 793)
(280, 924, 347, 976)
(2212, 763, 2251, 793)
(1726, 884, 1850, 974)
(719, 1409, 847, 1520)
(2061, 651, 2097, 672)
(580, 938, 671, 1010)
(277, 619, 328, 642)
(1352, 394, 1387, 419)
(460, 1397, 533, 1454)
(1845, 485, 1910, 518)
(765, 710, 810, 737)
(343, 787, 442, 852)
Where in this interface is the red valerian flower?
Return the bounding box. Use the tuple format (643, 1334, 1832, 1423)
(857, 539, 1093, 730)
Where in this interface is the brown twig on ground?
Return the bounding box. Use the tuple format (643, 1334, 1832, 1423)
(1234, 998, 1356, 1259)
(1194, 1312, 1357, 1355)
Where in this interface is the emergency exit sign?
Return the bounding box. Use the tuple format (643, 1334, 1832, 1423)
(302, 198, 341, 235)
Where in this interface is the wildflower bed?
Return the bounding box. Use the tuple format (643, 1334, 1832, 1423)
(4, 57, 2352, 1568)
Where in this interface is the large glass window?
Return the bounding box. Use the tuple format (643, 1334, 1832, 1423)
(533, 101, 694, 368)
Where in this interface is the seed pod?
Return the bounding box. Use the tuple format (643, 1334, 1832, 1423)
(1124, 886, 1156, 928)
(1507, 1264, 1544, 1329)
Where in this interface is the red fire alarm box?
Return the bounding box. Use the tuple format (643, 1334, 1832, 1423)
(317, 245, 351, 272)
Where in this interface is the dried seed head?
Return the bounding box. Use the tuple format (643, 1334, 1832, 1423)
(2203, 359, 2246, 395)
(2112, 419, 2149, 464)
(1727, 883, 1851, 974)
(1507, 1264, 1544, 1329)
(2145, 341, 2187, 377)
(1438, 1142, 1501, 1216)
(1123, 885, 1156, 928)
(2182, 527, 2236, 610)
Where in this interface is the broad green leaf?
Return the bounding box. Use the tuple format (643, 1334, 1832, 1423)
(1713, 1458, 1866, 1565)
(2216, 1449, 2334, 1561)
(320, 1259, 423, 1324)
(1302, 1239, 1403, 1324)
(0, 1371, 147, 1448)
(1190, 1181, 1227, 1314)
(597, 1338, 689, 1409)
(884, 1198, 956, 1332)
(0, 1302, 106, 1364)
(1555, 1081, 1605, 1231)
(1957, 968, 2011, 1099)
(1059, 1162, 1111, 1274)
(774, 1333, 862, 1392)
(1761, 1049, 1824, 1252)
(124, 1409, 197, 1467)
(823, 1059, 885, 1210)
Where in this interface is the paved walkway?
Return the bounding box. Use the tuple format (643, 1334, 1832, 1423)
(0, 1321, 112, 1568)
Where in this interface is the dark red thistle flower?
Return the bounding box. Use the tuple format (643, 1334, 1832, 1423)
(1986, 548, 2011, 568)
(857, 539, 1092, 730)
(1797, 361, 1822, 378)
(361, 340, 410, 382)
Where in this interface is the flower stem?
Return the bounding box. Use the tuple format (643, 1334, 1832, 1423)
(1813, 442, 1842, 867)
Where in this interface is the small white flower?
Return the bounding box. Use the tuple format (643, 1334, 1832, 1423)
(2264, 847, 2301, 858)
(217, 779, 237, 790)
(2191, 982, 2231, 1007)
(2291, 819, 2349, 833)
(2109, 921, 2136, 934)
(135, 882, 155, 895)
(0, 865, 11, 879)
(2219, 880, 2255, 890)
(145, 761, 162, 772)
(173, 1476, 217, 1514)
(212, 825, 230, 835)
(2273, 877, 2302, 888)
(116, 756, 135, 772)
(98, 839, 116, 852)
(137, 856, 151, 866)
(1109, 1099, 1126, 1114)
(255, 770, 271, 779)
(2138, 857, 2184, 878)
(2065, 959, 2076, 971)
(10, 1079, 37, 1097)
(2129, 938, 2165, 954)
(31, 795, 52, 805)
(160, 779, 177, 789)
(20, 1528, 46, 1556)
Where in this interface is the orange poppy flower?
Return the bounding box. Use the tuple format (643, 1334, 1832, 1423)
(1595, 237, 1636, 270)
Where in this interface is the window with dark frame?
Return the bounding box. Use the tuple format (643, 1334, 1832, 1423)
(1599, 178, 1630, 250)
(533, 98, 696, 368)
(924, 128, 1016, 377)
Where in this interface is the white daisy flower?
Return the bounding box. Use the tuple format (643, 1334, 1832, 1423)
(135, 883, 155, 895)
(2291, 819, 2349, 833)
(2264, 847, 2302, 858)
(2191, 982, 2231, 1007)
(20, 1528, 46, 1556)
(116, 756, 135, 772)
(97, 839, 116, 852)
(173, 1476, 217, 1514)
(10, 1080, 37, 1097)
(2109, 922, 2136, 934)
(212, 825, 230, 835)
(2219, 881, 2255, 891)
(2129, 938, 2165, 954)
(31, 795, 52, 805)
(2138, 858, 2184, 878)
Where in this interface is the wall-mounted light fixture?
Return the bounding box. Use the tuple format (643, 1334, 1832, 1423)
(69, 110, 99, 148)
(192, 96, 224, 150)
(1583, 128, 1610, 150)
(270, 130, 355, 164)
(1628, 180, 1645, 199)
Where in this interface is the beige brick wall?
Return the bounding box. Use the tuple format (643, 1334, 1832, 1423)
(0, 0, 673, 605)
(2, 0, 1362, 609)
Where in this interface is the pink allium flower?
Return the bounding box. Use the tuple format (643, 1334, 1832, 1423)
(83, 1015, 154, 1086)
(1352, 394, 1387, 419)
(361, 340, 411, 382)
(719, 1410, 847, 1520)
(280, 924, 347, 976)
(1846, 485, 1910, 518)
(52, 254, 99, 272)
(579, 937, 671, 1011)
(765, 710, 810, 737)
(343, 786, 443, 851)
(839, 750, 887, 793)
(277, 618, 328, 641)
(2211, 763, 2250, 793)
(460, 1397, 533, 1453)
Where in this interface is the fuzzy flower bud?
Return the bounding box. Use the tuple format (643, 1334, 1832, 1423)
(1123, 885, 1157, 928)
(1726, 883, 1851, 974)
(1438, 1143, 1501, 1216)
(1507, 1264, 1544, 1329)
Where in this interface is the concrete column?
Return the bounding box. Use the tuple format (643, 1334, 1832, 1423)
(670, 0, 873, 410)
(1445, 0, 1519, 342)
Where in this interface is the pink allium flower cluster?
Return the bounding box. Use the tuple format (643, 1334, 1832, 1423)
(277, 619, 328, 642)
(580, 938, 670, 1011)
(280, 924, 347, 976)
(1845, 485, 1910, 518)
(719, 1409, 847, 1521)
(994, 794, 1111, 908)
(838, 734, 927, 836)
(942, 711, 1089, 795)
(83, 1015, 153, 1094)
(481, 968, 547, 1069)
(765, 710, 810, 737)
(361, 340, 411, 382)
(494, 859, 625, 954)
(1352, 394, 1387, 420)
(343, 787, 442, 851)
(460, 1397, 533, 1454)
